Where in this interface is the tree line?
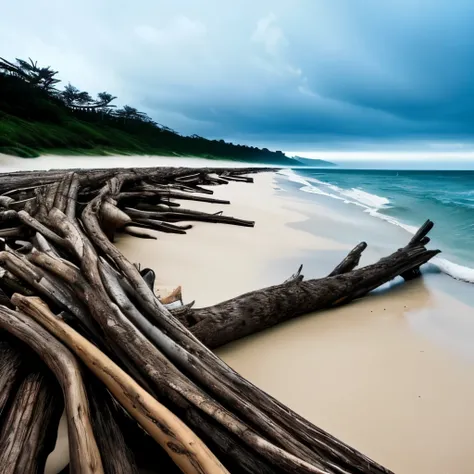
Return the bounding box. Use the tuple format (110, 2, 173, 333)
(0, 56, 155, 123)
(0, 56, 292, 164)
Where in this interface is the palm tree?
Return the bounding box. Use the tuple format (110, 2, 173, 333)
(15, 58, 37, 79)
(61, 83, 81, 106)
(96, 92, 117, 107)
(34, 66, 60, 91)
(76, 91, 93, 105)
(0, 57, 60, 92)
(115, 105, 149, 123)
(61, 84, 95, 109)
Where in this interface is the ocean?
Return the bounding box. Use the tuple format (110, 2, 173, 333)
(279, 167, 474, 284)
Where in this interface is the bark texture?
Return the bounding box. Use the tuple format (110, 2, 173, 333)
(0, 369, 63, 474)
(188, 231, 438, 348)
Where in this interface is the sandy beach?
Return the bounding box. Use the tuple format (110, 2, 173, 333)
(3, 157, 469, 473)
(4, 3, 474, 470)
(0, 153, 272, 173)
(116, 171, 474, 474)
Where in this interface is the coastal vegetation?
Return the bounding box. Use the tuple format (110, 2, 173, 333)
(0, 56, 294, 164)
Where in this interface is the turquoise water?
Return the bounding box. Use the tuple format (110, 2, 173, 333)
(281, 168, 474, 283)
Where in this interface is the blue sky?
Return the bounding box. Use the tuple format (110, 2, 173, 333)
(2, 0, 474, 158)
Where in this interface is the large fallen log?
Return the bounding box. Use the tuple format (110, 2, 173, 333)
(185, 224, 439, 348)
(0, 166, 440, 474)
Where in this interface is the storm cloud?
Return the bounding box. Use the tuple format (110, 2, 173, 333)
(2, 0, 474, 150)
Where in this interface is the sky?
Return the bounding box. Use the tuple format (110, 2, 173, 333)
(2, 0, 474, 161)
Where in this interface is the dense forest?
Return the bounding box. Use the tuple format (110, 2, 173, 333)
(0, 56, 295, 165)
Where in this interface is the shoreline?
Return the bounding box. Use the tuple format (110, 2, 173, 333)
(118, 171, 474, 474)
(279, 168, 474, 285)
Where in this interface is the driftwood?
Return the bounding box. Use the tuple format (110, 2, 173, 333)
(0, 166, 441, 474)
(0, 368, 63, 474)
(12, 294, 228, 474)
(0, 305, 103, 474)
(86, 376, 140, 474)
(186, 228, 438, 348)
(0, 335, 24, 416)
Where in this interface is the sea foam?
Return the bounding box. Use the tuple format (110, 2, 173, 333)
(278, 168, 474, 284)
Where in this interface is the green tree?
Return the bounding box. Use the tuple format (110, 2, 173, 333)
(115, 105, 150, 122)
(97, 92, 117, 107)
(76, 91, 93, 105)
(61, 83, 81, 106)
(0, 57, 60, 92)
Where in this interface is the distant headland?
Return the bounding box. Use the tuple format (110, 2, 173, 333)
(291, 156, 337, 167)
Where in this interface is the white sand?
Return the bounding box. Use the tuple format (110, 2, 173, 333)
(0, 153, 273, 173)
(118, 172, 474, 474)
(118, 172, 348, 305)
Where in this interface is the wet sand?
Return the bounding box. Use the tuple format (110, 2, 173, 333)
(118, 171, 474, 474)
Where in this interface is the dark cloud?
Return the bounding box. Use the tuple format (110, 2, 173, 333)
(2, 0, 474, 151)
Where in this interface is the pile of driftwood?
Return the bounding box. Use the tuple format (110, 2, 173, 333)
(0, 166, 439, 474)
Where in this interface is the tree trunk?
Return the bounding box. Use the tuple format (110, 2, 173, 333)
(188, 229, 438, 348)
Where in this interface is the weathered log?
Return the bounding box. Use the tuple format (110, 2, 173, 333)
(126, 219, 190, 234)
(86, 376, 140, 474)
(0, 368, 63, 474)
(0, 166, 271, 196)
(220, 173, 254, 183)
(175, 172, 202, 183)
(0, 305, 103, 474)
(0, 266, 36, 297)
(0, 226, 25, 237)
(184, 184, 215, 195)
(123, 227, 158, 239)
(188, 231, 438, 349)
(12, 294, 229, 474)
(127, 209, 255, 228)
(78, 177, 391, 474)
(53, 173, 74, 212)
(100, 260, 337, 471)
(0, 196, 15, 208)
(117, 190, 230, 205)
(106, 217, 431, 474)
(0, 250, 98, 340)
(65, 173, 81, 219)
(16, 179, 330, 474)
(125, 206, 243, 225)
(0, 335, 24, 416)
(205, 173, 230, 185)
(0, 209, 18, 221)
